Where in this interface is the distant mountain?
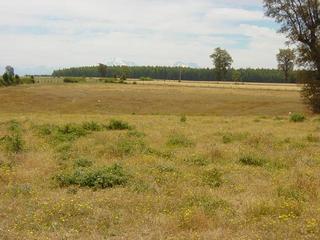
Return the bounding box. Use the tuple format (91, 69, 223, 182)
(106, 58, 136, 66)
(173, 61, 199, 68)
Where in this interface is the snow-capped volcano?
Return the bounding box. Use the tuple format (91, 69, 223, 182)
(173, 61, 199, 68)
(106, 58, 136, 66)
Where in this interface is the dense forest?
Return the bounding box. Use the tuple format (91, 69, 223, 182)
(52, 65, 298, 83)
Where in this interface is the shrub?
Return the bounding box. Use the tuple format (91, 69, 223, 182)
(36, 124, 58, 136)
(167, 133, 194, 147)
(63, 77, 86, 83)
(106, 119, 132, 130)
(180, 115, 187, 123)
(56, 123, 88, 141)
(202, 168, 223, 188)
(290, 113, 305, 122)
(222, 134, 232, 144)
(239, 155, 266, 167)
(7, 120, 21, 133)
(82, 121, 102, 131)
(3, 134, 24, 153)
(55, 164, 128, 189)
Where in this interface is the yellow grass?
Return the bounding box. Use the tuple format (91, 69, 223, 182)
(0, 83, 319, 239)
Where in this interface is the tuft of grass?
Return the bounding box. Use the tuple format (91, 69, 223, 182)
(167, 132, 194, 148)
(202, 168, 223, 188)
(290, 113, 305, 122)
(112, 136, 146, 157)
(184, 154, 209, 166)
(74, 158, 93, 168)
(239, 155, 266, 167)
(307, 134, 320, 143)
(180, 115, 187, 123)
(106, 119, 132, 130)
(184, 195, 228, 216)
(55, 164, 128, 189)
(3, 134, 24, 153)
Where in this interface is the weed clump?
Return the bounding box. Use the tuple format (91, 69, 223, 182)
(202, 168, 223, 188)
(3, 134, 24, 153)
(74, 158, 93, 168)
(82, 121, 103, 132)
(167, 132, 194, 147)
(180, 115, 187, 123)
(239, 155, 266, 167)
(184, 154, 209, 166)
(290, 113, 305, 122)
(55, 164, 128, 189)
(106, 119, 132, 130)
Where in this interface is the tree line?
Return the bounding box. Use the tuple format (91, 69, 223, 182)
(52, 65, 298, 83)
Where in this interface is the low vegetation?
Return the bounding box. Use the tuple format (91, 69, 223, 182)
(0, 83, 319, 239)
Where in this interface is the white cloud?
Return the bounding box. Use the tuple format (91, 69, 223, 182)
(0, 0, 286, 74)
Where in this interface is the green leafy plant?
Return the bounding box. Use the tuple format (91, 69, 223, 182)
(55, 164, 129, 189)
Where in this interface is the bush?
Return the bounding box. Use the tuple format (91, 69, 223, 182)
(82, 121, 102, 131)
(63, 77, 86, 83)
(167, 133, 194, 147)
(3, 134, 24, 153)
(202, 168, 223, 188)
(56, 123, 88, 141)
(180, 115, 187, 123)
(290, 113, 305, 122)
(55, 164, 128, 189)
(106, 119, 132, 130)
(239, 155, 266, 167)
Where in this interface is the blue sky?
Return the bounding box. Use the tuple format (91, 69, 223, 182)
(0, 0, 287, 74)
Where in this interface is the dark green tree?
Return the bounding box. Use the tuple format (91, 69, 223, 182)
(210, 48, 233, 81)
(98, 63, 107, 77)
(264, 0, 320, 112)
(277, 48, 295, 82)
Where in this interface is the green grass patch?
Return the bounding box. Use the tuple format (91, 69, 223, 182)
(55, 164, 128, 189)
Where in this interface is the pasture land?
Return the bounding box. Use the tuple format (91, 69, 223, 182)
(1, 83, 320, 239)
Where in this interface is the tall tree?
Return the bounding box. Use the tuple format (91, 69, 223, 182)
(98, 63, 107, 78)
(277, 48, 295, 82)
(264, 0, 320, 112)
(210, 48, 233, 81)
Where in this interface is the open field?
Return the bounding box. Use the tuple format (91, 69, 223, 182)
(1, 83, 320, 239)
(0, 82, 306, 116)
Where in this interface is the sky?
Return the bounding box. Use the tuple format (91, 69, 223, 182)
(0, 0, 287, 75)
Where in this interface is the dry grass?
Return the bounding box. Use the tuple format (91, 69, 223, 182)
(0, 82, 306, 116)
(0, 83, 319, 239)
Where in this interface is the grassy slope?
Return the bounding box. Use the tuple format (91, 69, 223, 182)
(0, 83, 320, 240)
